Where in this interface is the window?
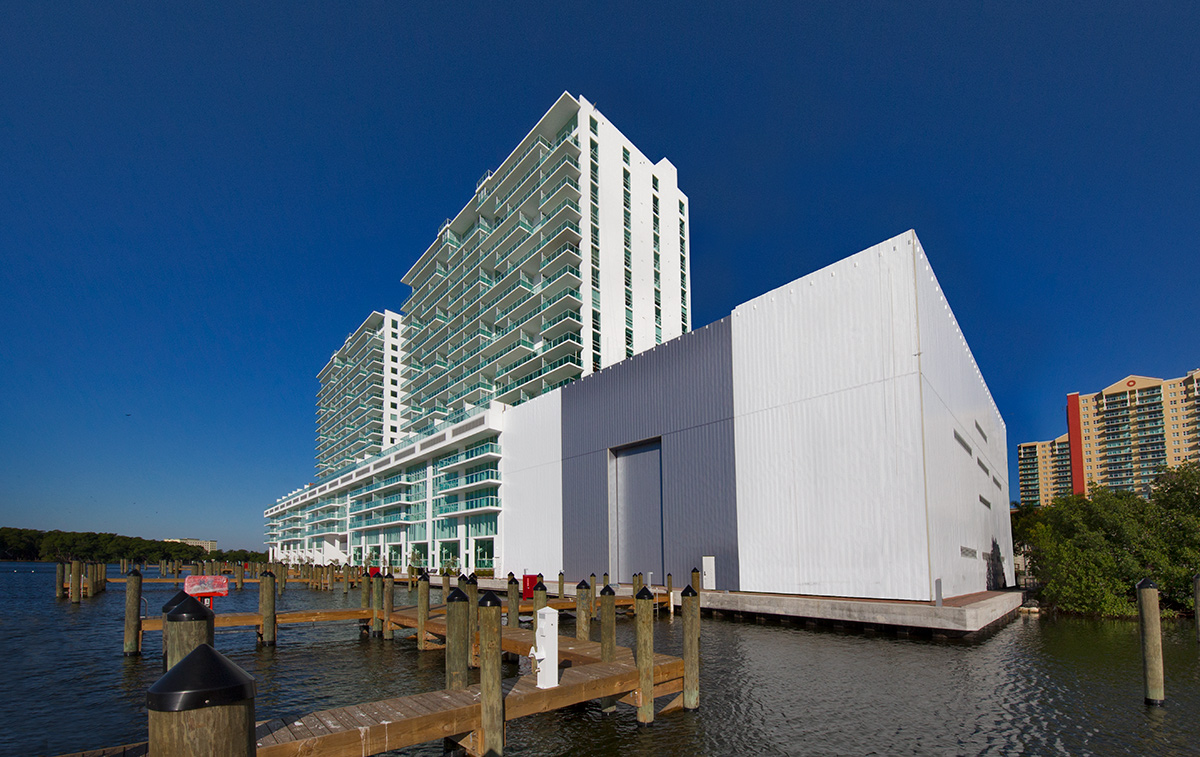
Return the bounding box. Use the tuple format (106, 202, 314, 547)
(977, 459, 989, 476)
(953, 430, 972, 455)
(622, 147, 630, 164)
(652, 175, 658, 191)
(974, 421, 988, 442)
(979, 495, 991, 509)
(589, 116, 598, 135)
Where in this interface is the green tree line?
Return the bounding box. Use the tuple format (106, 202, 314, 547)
(0, 527, 265, 564)
(1012, 462, 1200, 617)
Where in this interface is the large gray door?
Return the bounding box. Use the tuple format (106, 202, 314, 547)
(615, 440, 663, 580)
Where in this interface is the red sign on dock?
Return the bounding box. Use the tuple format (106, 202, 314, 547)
(184, 575, 229, 598)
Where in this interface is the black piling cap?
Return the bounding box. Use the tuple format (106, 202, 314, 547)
(161, 590, 191, 614)
(167, 595, 214, 622)
(508, 575, 520, 585)
(681, 585, 697, 597)
(479, 590, 501, 607)
(126, 568, 141, 577)
(383, 572, 393, 579)
(1137, 577, 1158, 590)
(447, 587, 469, 603)
(146, 644, 255, 712)
(692, 567, 699, 574)
(577, 579, 590, 590)
(469, 572, 477, 581)
(466, 574, 478, 586)
(533, 581, 546, 592)
(261, 570, 275, 578)
(600, 585, 615, 596)
(636, 586, 654, 600)
(458, 573, 469, 583)
(537, 572, 544, 581)
(418, 572, 429, 583)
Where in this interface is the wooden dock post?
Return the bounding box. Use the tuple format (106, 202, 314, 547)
(442, 571, 450, 601)
(259, 571, 277, 647)
(235, 563, 244, 591)
(70, 560, 82, 603)
(383, 573, 395, 640)
(635, 586, 654, 725)
(360, 569, 371, 637)
(278, 564, 286, 593)
(478, 590, 504, 755)
(576, 580, 591, 640)
(533, 580, 547, 632)
(146, 644, 256, 757)
(124, 568, 143, 657)
(417, 572, 430, 651)
(55, 562, 65, 599)
(371, 572, 384, 637)
(445, 588, 469, 690)
(692, 567, 700, 593)
(507, 575, 520, 628)
(342, 564, 350, 594)
(1137, 578, 1165, 706)
(558, 570, 565, 599)
(682, 584, 699, 710)
(465, 574, 479, 662)
(667, 573, 674, 617)
(602, 571, 609, 590)
(165, 595, 215, 671)
(589, 573, 597, 617)
(600, 582, 616, 722)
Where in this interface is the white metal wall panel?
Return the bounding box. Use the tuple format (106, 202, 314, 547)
(911, 236, 1015, 595)
(498, 391, 563, 577)
(730, 233, 931, 600)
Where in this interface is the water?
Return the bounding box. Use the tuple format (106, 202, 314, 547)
(2, 562, 1198, 756)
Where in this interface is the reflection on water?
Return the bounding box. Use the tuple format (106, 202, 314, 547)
(1, 562, 1197, 756)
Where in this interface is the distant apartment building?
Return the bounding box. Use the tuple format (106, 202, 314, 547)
(1017, 369, 1200, 504)
(315, 310, 406, 479)
(165, 538, 217, 552)
(1017, 434, 1071, 507)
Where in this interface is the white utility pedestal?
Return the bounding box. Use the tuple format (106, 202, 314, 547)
(531, 606, 559, 689)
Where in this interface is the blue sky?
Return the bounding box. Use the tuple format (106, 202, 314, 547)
(2, 4, 1197, 550)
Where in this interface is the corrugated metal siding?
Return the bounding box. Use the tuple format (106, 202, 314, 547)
(912, 236, 1015, 594)
(615, 441, 664, 579)
(730, 233, 931, 600)
(561, 318, 740, 589)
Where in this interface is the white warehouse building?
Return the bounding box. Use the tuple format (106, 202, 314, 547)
(265, 93, 1014, 603)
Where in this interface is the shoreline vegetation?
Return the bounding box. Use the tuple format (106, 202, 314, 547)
(0, 527, 265, 564)
(1013, 462, 1200, 619)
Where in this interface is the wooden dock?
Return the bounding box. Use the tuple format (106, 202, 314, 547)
(60, 593, 688, 757)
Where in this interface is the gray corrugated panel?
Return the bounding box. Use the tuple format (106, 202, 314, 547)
(560, 318, 740, 589)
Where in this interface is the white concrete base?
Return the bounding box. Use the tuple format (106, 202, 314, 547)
(675, 589, 1024, 635)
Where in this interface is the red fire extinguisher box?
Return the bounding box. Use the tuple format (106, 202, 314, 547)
(522, 574, 538, 600)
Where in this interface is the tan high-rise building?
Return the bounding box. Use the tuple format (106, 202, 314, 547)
(1017, 434, 1071, 507)
(1017, 368, 1199, 504)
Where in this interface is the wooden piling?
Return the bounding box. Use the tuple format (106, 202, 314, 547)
(507, 576, 520, 628)
(636, 586, 654, 725)
(235, 563, 244, 591)
(465, 575, 479, 661)
(1137, 578, 1165, 706)
(342, 564, 350, 594)
(259, 571, 277, 647)
(360, 570, 371, 637)
(124, 569, 143, 656)
(55, 562, 65, 599)
(383, 573, 395, 641)
(533, 580, 547, 632)
(417, 573, 430, 651)
(146, 644, 256, 757)
(602, 572, 609, 589)
(278, 564, 286, 593)
(558, 571, 565, 599)
(371, 573, 384, 637)
(682, 584, 699, 710)
(478, 591, 503, 756)
(70, 560, 81, 603)
(692, 567, 701, 593)
(445, 588, 469, 690)
(165, 596, 215, 671)
(599, 584, 617, 714)
(667, 573, 674, 617)
(589, 573, 597, 617)
(442, 572, 450, 602)
(576, 580, 591, 641)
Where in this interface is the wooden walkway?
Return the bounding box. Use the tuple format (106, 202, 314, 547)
(62, 599, 684, 757)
